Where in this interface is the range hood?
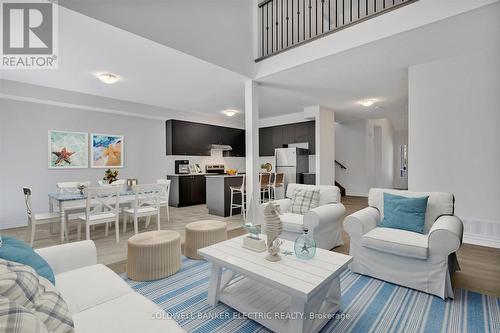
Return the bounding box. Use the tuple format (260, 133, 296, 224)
(210, 144, 232, 151)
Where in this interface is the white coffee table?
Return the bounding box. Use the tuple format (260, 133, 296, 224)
(198, 235, 352, 333)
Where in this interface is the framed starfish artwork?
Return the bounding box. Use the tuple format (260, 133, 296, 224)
(48, 130, 89, 169)
(90, 133, 124, 168)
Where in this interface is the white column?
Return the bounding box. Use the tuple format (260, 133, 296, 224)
(304, 106, 335, 185)
(245, 80, 260, 222)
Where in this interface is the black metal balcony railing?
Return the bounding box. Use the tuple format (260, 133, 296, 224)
(257, 0, 417, 61)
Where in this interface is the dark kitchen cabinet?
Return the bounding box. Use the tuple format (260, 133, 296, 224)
(190, 175, 206, 203)
(294, 122, 309, 143)
(259, 121, 315, 156)
(168, 175, 206, 207)
(306, 121, 315, 155)
(166, 120, 245, 157)
(272, 126, 284, 150)
(224, 128, 245, 157)
(166, 120, 201, 155)
(282, 124, 296, 145)
(259, 127, 273, 156)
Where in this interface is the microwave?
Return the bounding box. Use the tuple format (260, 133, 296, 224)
(175, 160, 190, 174)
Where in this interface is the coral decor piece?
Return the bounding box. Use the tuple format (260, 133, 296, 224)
(264, 201, 283, 262)
(52, 148, 74, 165)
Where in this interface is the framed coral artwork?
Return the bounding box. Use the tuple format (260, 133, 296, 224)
(90, 133, 124, 168)
(48, 130, 89, 169)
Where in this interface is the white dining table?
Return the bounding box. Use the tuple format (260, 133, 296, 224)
(48, 190, 138, 242)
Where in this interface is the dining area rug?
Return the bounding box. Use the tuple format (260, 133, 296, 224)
(123, 257, 499, 333)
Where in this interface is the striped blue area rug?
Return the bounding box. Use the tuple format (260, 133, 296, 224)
(123, 257, 500, 333)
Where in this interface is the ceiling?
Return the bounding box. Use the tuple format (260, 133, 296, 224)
(257, 1, 500, 130)
(0, 4, 248, 119)
(58, 0, 255, 77)
(1, 1, 498, 131)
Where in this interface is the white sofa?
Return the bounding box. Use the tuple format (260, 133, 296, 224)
(262, 183, 346, 249)
(35, 241, 184, 333)
(343, 188, 463, 299)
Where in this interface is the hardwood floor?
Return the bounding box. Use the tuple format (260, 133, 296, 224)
(4, 196, 499, 297)
(3, 204, 246, 265)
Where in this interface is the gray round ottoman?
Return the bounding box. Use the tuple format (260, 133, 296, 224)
(127, 230, 181, 281)
(185, 220, 227, 259)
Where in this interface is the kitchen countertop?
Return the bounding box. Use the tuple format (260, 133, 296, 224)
(167, 173, 245, 177)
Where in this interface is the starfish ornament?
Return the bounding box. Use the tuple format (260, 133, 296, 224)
(52, 147, 75, 165)
(301, 242, 310, 254)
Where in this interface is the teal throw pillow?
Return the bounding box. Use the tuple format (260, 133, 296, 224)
(0, 236, 55, 285)
(379, 193, 429, 234)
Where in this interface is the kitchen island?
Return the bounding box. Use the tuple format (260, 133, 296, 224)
(205, 174, 244, 217)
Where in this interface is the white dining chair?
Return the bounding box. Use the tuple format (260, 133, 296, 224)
(78, 186, 120, 243)
(123, 184, 163, 234)
(57, 181, 91, 193)
(56, 181, 91, 234)
(145, 179, 171, 222)
(23, 187, 66, 247)
(230, 175, 246, 219)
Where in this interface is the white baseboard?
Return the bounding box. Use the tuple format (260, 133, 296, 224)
(461, 217, 500, 249)
(0, 219, 27, 230)
(345, 192, 368, 197)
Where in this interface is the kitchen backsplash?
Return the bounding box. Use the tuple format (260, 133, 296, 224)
(165, 150, 246, 174)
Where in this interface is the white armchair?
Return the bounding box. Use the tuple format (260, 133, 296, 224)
(344, 188, 463, 299)
(262, 183, 346, 249)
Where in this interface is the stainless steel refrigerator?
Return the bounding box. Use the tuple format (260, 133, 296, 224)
(275, 147, 309, 191)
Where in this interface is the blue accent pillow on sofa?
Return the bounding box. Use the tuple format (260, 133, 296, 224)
(0, 236, 55, 285)
(380, 193, 429, 234)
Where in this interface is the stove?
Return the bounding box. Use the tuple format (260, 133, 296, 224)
(205, 164, 225, 174)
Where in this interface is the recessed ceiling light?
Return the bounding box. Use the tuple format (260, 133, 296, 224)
(358, 99, 376, 107)
(222, 109, 239, 117)
(96, 73, 119, 84)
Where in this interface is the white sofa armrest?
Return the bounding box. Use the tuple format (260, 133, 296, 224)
(35, 240, 97, 275)
(304, 203, 346, 230)
(428, 215, 463, 256)
(343, 207, 380, 238)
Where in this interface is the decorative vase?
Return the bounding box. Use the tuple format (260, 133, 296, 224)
(294, 229, 316, 260)
(264, 201, 283, 262)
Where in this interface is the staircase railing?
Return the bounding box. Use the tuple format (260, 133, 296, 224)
(335, 160, 347, 170)
(257, 0, 418, 61)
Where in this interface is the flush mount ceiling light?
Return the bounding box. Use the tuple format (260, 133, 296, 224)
(222, 109, 239, 117)
(358, 99, 376, 107)
(96, 73, 119, 84)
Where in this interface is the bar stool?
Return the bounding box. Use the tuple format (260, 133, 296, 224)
(270, 172, 285, 200)
(259, 173, 271, 203)
(230, 175, 246, 219)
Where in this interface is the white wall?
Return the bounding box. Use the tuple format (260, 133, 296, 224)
(334, 120, 370, 196)
(0, 98, 244, 229)
(408, 47, 500, 247)
(367, 118, 394, 189)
